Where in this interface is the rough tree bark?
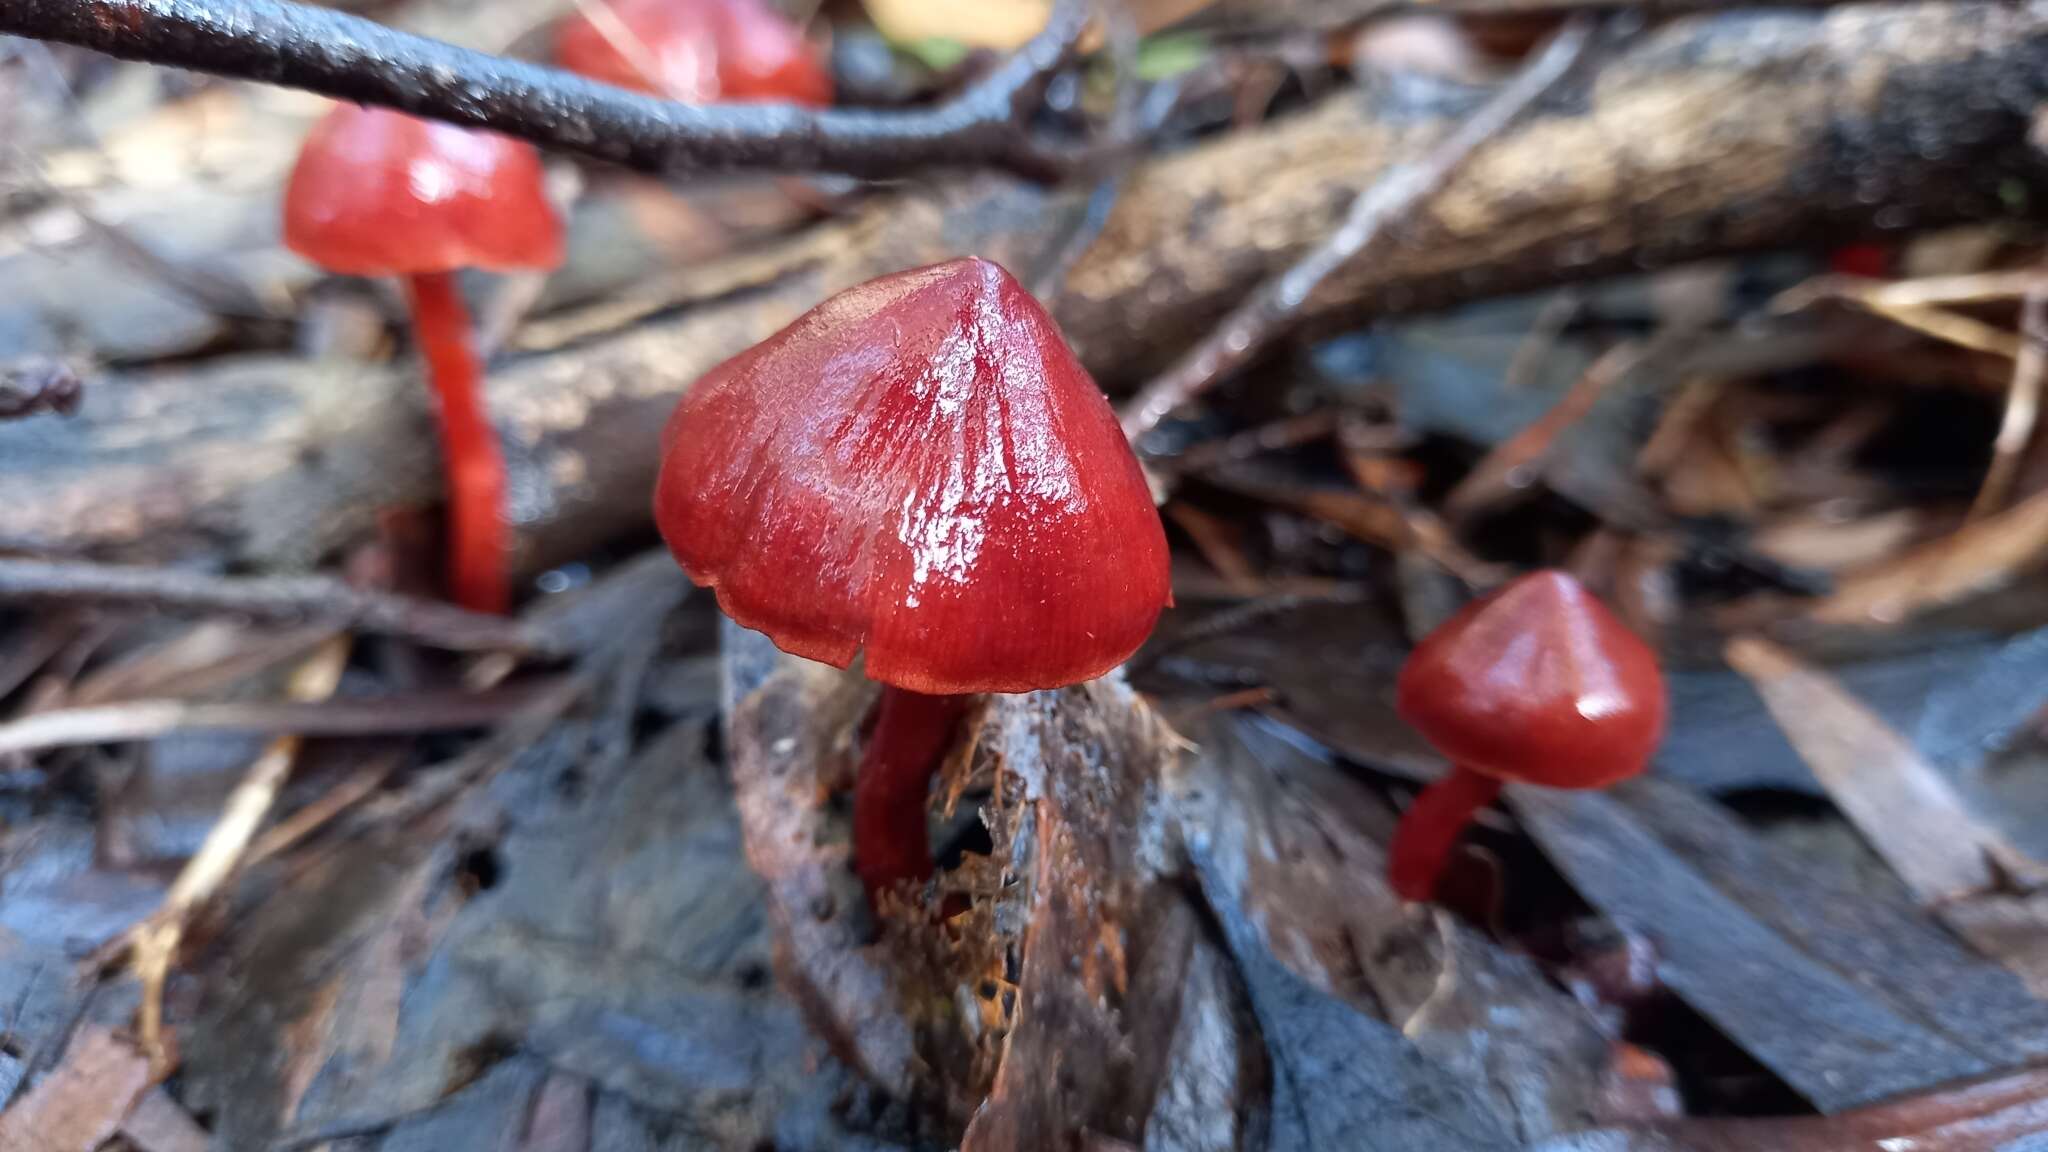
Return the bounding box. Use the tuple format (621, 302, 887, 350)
(2, 1, 2043, 575)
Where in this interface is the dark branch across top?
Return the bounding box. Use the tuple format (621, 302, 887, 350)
(0, 0, 1087, 180)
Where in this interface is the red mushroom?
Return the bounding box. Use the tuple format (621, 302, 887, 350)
(654, 257, 1170, 902)
(555, 0, 832, 106)
(285, 106, 564, 614)
(1390, 570, 1666, 902)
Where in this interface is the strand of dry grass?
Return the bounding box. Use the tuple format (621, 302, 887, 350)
(125, 635, 350, 1068)
(1967, 274, 2048, 522)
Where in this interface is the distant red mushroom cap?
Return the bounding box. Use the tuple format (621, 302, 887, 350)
(284, 105, 564, 277)
(655, 257, 1171, 695)
(555, 0, 832, 106)
(1396, 570, 1666, 789)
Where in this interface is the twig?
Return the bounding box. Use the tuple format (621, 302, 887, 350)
(1501, 289, 1584, 392)
(1027, 0, 1140, 301)
(0, 558, 559, 655)
(0, 0, 1090, 182)
(1857, 300, 2021, 359)
(1165, 410, 1342, 475)
(1967, 274, 2048, 522)
(242, 749, 403, 867)
(0, 360, 82, 420)
(1774, 272, 2026, 357)
(1118, 17, 1598, 444)
(125, 635, 350, 1069)
(1801, 484, 2048, 628)
(0, 677, 574, 757)
(1442, 338, 1651, 521)
(1775, 269, 2045, 312)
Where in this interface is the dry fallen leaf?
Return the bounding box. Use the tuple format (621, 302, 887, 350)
(0, 1027, 152, 1152)
(1805, 487, 2048, 627)
(118, 1089, 212, 1152)
(1725, 634, 2035, 903)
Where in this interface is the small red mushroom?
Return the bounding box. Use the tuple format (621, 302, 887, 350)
(555, 0, 832, 106)
(285, 106, 564, 614)
(654, 257, 1171, 903)
(1390, 569, 1666, 902)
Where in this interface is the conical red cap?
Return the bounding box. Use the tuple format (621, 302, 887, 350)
(284, 105, 563, 277)
(1396, 570, 1665, 789)
(655, 257, 1171, 695)
(556, 0, 832, 106)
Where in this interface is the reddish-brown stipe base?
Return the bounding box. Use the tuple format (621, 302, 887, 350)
(405, 271, 509, 615)
(854, 687, 971, 905)
(1388, 764, 1505, 903)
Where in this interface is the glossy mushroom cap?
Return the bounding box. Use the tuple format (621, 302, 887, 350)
(1396, 570, 1666, 789)
(556, 0, 832, 106)
(284, 105, 564, 277)
(655, 257, 1171, 695)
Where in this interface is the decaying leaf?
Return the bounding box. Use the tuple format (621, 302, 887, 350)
(119, 1089, 212, 1152)
(1530, 1065, 2048, 1152)
(1173, 712, 1618, 1143)
(1190, 845, 1519, 1152)
(0, 1026, 151, 1152)
(1801, 488, 2048, 629)
(1516, 784, 2006, 1112)
(1726, 634, 2040, 901)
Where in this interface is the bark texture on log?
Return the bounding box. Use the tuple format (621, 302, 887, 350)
(3, 1, 2044, 573)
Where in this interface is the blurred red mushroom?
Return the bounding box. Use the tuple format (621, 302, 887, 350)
(654, 257, 1171, 903)
(1390, 569, 1666, 902)
(555, 0, 832, 106)
(285, 106, 564, 614)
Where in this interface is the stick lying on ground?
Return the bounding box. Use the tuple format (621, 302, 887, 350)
(0, 558, 559, 655)
(0, 0, 1089, 181)
(2, 2, 2043, 576)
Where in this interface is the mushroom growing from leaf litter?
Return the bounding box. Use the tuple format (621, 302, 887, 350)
(1391, 569, 1667, 902)
(654, 257, 1171, 904)
(285, 106, 564, 613)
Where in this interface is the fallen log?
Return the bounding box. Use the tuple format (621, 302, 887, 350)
(2, 1, 2043, 574)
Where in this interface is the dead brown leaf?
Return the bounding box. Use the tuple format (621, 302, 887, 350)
(0, 1027, 152, 1152)
(1725, 634, 2035, 903)
(1804, 486, 2048, 628)
(119, 1089, 212, 1152)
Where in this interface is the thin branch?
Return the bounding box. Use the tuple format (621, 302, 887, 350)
(1027, 0, 1140, 300)
(1118, 17, 1599, 444)
(0, 676, 575, 757)
(1968, 274, 2048, 522)
(1775, 269, 2045, 312)
(0, 558, 560, 655)
(127, 636, 350, 1069)
(0, 0, 1090, 181)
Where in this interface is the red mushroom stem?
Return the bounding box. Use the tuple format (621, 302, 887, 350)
(404, 270, 509, 616)
(1387, 764, 1505, 902)
(853, 687, 971, 899)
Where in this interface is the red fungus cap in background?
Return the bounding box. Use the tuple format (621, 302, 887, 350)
(284, 105, 564, 277)
(556, 0, 833, 106)
(1396, 570, 1666, 789)
(655, 257, 1171, 695)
